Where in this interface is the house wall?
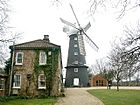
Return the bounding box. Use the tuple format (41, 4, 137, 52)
(0, 77, 7, 96)
(12, 49, 62, 96)
(51, 52, 62, 96)
(12, 50, 37, 96)
(91, 75, 107, 86)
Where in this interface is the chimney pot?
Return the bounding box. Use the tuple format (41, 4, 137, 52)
(43, 35, 50, 42)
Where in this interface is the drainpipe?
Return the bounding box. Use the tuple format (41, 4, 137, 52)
(9, 42, 15, 96)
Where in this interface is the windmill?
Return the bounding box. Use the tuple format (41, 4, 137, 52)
(60, 4, 99, 87)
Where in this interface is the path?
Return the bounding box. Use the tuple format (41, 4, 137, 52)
(55, 88, 104, 105)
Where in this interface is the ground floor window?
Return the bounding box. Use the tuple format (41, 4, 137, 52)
(0, 78, 5, 90)
(96, 80, 103, 86)
(13, 74, 21, 88)
(38, 74, 46, 89)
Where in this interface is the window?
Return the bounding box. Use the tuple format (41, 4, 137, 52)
(74, 37, 77, 40)
(74, 61, 78, 64)
(74, 68, 78, 72)
(0, 79, 5, 90)
(74, 44, 78, 47)
(38, 74, 46, 89)
(39, 51, 47, 65)
(13, 74, 21, 88)
(16, 52, 23, 65)
(74, 52, 78, 55)
(48, 51, 51, 55)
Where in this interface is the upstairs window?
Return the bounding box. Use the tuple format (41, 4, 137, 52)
(39, 51, 47, 65)
(0, 79, 5, 90)
(74, 68, 78, 72)
(48, 51, 51, 55)
(74, 44, 78, 47)
(74, 52, 78, 55)
(13, 74, 21, 88)
(16, 52, 23, 65)
(74, 37, 77, 40)
(38, 74, 46, 89)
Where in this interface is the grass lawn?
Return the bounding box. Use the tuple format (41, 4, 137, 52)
(3, 97, 57, 105)
(88, 89, 140, 105)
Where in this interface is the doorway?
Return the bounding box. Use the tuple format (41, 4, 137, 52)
(73, 78, 79, 86)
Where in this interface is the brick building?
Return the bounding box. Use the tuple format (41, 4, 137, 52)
(9, 35, 63, 96)
(90, 74, 107, 86)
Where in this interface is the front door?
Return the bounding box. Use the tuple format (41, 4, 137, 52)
(73, 78, 79, 86)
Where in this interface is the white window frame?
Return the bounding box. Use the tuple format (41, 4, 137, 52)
(74, 61, 78, 64)
(74, 37, 77, 40)
(48, 51, 51, 55)
(74, 44, 78, 47)
(38, 74, 46, 89)
(0, 78, 5, 90)
(74, 68, 78, 72)
(13, 74, 21, 89)
(39, 51, 47, 65)
(15, 52, 23, 65)
(74, 52, 78, 55)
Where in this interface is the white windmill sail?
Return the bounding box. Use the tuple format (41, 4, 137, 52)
(78, 34, 86, 56)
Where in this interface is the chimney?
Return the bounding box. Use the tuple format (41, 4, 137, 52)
(43, 35, 50, 42)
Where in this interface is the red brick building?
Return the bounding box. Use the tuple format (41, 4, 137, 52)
(90, 74, 107, 86)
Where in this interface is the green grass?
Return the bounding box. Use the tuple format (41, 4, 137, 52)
(88, 89, 140, 105)
(3, 97, 57, 105)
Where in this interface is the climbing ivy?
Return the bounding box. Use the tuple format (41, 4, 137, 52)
(33, 48, 60, 96)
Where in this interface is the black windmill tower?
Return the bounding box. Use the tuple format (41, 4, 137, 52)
(60, 4, 99, 87)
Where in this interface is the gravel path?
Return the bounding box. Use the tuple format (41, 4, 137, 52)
(55, 88, 104, 105)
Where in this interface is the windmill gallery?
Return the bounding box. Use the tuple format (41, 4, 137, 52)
(60, 4, 99, 87)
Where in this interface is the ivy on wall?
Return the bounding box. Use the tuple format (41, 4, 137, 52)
(33, 48, 60, 96)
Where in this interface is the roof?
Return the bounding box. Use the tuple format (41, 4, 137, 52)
(92, 74, 106, 80)
(9, 39, 61, 50)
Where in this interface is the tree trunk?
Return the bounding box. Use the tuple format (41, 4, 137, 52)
(116, 80, 119, 91)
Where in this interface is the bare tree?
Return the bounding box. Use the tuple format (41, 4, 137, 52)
(120, 21, 140, 85)
(122, 21, 140, 55)
(108, 44, 128, 91)
(0, 0, 21, 65)
(89, 0, 140, 19)
(124, 53, 139, 86)
(0, 0, 9, 65)
(134, 70, 140, 86)
(90, 58, 114, 88)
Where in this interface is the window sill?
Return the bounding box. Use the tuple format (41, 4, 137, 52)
(15, 63, 23, 66)
(38, 87, 46, 89)
(13, 87, 21, 89)
(39, 63, 46, 66)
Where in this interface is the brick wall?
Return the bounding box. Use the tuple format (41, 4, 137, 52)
(12, 49, 62, 96)
(90, 75, 107, 86)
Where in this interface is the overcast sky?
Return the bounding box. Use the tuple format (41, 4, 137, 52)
(9, 0, 140, 69)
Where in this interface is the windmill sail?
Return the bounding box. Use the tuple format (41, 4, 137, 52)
(83, 31, 99, 51)
(78, 34, 86, 56)
(84, 22, 91, 32)
(69, 4, 81, 28)
(60, 18, 78, 29)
